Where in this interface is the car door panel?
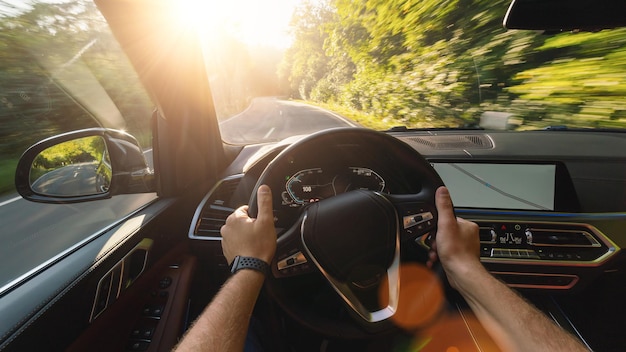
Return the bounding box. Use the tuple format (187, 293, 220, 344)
(0, 197, 197, 351)
(67, 249, 197, 352)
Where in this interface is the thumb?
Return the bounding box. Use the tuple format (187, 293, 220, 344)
(255, 184, 273, 223)
(435, 186, 456, 231)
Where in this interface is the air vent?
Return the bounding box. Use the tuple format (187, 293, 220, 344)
(402, 134, 493, 150)
(195, 205, 233, 237)
(528, 228, 601, 247)
(189, 175, 242, 240)
(210, 177, 241, 206)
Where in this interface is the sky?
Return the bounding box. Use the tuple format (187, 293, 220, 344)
(176, 0, 307, 49)
(0, 0, 307, 48)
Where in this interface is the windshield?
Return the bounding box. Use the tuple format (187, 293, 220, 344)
(193, 0, 626, 144)
(0, 1, 156, 291)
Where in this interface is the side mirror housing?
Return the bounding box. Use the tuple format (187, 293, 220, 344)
(504, 0, 626, 31)
(15, 128, 155, 203)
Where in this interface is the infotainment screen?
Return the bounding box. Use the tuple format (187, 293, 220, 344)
(432, 162, 556, 211)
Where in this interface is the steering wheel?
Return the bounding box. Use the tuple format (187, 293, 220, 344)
(249, 128, 446, 338)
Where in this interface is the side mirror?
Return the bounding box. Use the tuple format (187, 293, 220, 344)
(15, 128, 155, 203)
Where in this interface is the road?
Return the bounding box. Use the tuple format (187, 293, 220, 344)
(219, 97, 358, 143)
(31, 163, 102, 196)
(0, 99, 354, 293)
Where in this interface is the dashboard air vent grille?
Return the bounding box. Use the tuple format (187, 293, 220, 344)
(191, 175, 242, 239)
(195, 205, 233, 237)
(210, 178, 241, 207)
(529, 228, 601, 247)
(402, 134, 493, 150)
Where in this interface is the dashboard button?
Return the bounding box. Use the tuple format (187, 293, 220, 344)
(481, 247, 491, 257)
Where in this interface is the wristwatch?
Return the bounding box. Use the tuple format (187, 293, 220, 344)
(229, 256, 269, 276)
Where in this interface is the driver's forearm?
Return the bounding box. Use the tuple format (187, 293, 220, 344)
(174, 270, 264, 352)
(455, 266, 587, 352)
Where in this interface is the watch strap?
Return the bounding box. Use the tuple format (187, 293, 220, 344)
(230, 256, 269, 276)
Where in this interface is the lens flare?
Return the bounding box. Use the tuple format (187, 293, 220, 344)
(379, 263, 445, 330)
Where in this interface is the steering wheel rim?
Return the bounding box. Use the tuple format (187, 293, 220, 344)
(249, 128, 446, 338)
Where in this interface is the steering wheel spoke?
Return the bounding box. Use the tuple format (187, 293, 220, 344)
(272, 215, 315, 278)
(386, 194, 438, 241)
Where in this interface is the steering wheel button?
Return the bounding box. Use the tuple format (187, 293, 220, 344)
(403, 211, 433, 229)
(277, 251, 308, 270)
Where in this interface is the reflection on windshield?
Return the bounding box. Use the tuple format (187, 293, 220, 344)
(199, 0, 626, 144)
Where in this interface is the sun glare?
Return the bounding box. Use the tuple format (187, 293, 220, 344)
(173, 0, 301, 49)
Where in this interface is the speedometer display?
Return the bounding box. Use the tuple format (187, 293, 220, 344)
(281, 167, 386, 207)
(285, 168, 327, 205)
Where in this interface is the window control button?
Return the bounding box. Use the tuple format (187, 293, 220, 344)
(141, 328, 154, 339)
(158, 276, 172, 289)
(127, 340, 149, 351)
(141, 304, 164, 317)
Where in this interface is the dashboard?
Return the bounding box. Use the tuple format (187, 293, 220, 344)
(190, 129, 626, 293)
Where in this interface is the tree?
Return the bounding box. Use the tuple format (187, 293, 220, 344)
(281, 0, 626, 130)
(279, 0, 336, 100)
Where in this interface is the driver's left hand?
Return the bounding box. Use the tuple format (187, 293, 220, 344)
(220, 184, 277, 264)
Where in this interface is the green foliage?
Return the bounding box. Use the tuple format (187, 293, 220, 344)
(278, 0, 336, 100)
(281, 0, 626, 130)
(508, 29, 626, 128)
(303, 100, 400, 130)
(0, 158, 18, 194)
(35, 136, 103, 167)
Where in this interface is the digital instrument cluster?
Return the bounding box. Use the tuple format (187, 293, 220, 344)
(280, 167, 386, 207)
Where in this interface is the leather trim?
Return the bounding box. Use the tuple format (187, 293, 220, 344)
(67, 246, 196, 352)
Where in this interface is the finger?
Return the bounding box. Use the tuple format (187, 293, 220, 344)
(435, 186, 456, 231)
(255, 185, 273, 223)
(233, 205, 249, 218)
(429, 250, 438, 262)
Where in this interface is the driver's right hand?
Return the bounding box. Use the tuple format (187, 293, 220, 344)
(429, 186, 483, 290)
